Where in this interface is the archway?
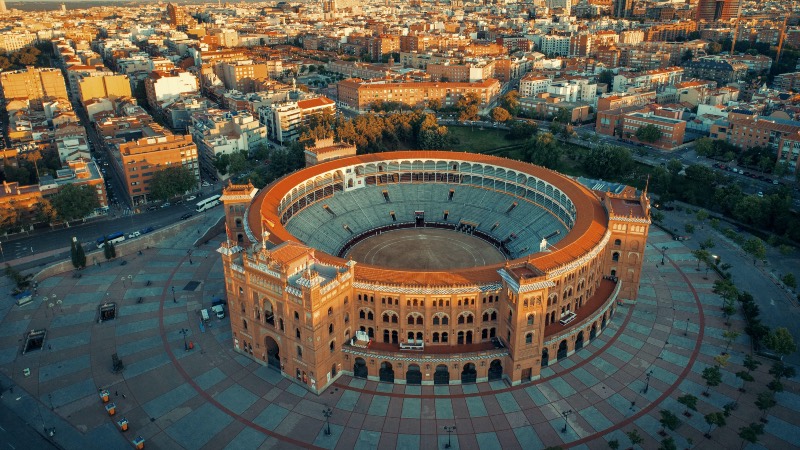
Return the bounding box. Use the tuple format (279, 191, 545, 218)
(601, 314, 607, 329)
(391, 330, 399, 344)
(557, 339, 568, 359)
(487, 359, 503, 381)
(354, 357, 368, 379)
(461, 363, 477, 384)
(264, 301, 275, 326)
(383, 330, 390, 343)
(434, 365, 450, 385)
(575, 330, 584, 350)
(590, 323, 597, 340)
(406, 364, 422, 385)
(466, 330, 473, 344)
(379, 361, 394, 383)
(541, 348, 549, 367)
(265, 336, 281, 371)
(331, 363, 337, 378)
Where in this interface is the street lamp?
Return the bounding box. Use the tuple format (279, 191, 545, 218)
(322, 406, 333, 436)
(179, 328, 189, 351)
(661, 246, 667, 265)
(561, 410, 573, 433)
(172, 286, 176, 303)
(685, 317, 691, 336)
(642, 370, 654, 394)
(443, 425, 456, 448)
(42, 297, 49, 317)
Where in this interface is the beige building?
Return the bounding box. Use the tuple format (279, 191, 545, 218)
(337, 78, 501, 111)
(216, 60, 269, 93)
(304, 137, 357, 166)
(0, 66, 68, 107)
(77, 74, 132, 104)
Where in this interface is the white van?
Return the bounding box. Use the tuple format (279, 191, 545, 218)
(200, 309, 210, 322)
(212, 304, 225, 319)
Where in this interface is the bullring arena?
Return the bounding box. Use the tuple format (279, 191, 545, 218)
(218, 151, 649, 393)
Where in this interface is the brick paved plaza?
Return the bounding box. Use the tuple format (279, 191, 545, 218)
(0, 218, 798, 450)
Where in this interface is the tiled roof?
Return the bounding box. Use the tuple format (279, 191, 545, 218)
(248, 152, 610, 287)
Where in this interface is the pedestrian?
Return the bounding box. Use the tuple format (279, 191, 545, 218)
(122, 393, 126, 399)
(189, 259, 193, 265)
(115, 391, 118, 396)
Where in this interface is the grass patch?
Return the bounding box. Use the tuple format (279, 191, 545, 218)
(446, 126, 511, 153)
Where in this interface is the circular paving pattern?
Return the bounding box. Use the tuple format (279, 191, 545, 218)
(1, 226, 796, 450)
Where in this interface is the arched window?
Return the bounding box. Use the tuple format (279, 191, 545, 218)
(433, 316, 440, 325)
(367, 311, 374, 321)
(458, 315, 465, 324)
(433, 332, 440, 343)
(525, 333, 533, 344)
(329, 324, 334, 334)
(329, 341, 335, 352)
(442, 332, 449, 343)
(344, 313, 349, 323)
(527, 314, 534, 326)
(294, 311, 299, 320)
(614, 239, 621, 246)
(327, 307, 333, 316)
(612, 252, 620, 262)
(491, 311, 497, 321)
(295, 328, 301, 339)
(483, 312, 489, 322)
(467, 314, 473, 324)
(416, 316, 423, 325)
(297, 346, 303, 358)
(243, 319, 248, 330)
(383, 313, 390, 323)
(442, 315, 449, 325)
(359, 310, 366, 319)
(408, 316, 415, 325)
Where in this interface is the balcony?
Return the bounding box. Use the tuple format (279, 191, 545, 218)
(543, 278, 619, 341)
(343, 336, 509, 363)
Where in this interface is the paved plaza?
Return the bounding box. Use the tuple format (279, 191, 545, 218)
(0, 219, 798, 450)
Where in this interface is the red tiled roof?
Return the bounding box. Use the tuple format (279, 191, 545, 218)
(249, 151, 609, 286)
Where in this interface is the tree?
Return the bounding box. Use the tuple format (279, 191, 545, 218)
(736, 370, 754, 393)
(4, 263, 33, 293)
(598, 70, 614, 90)
(677, 394, 698, 416)
(635, 124, 663, 143)
(659, 410, 681, 434)
(764, 327, 797, 358)
(523, 132, 560, 169)
(49, 184, 100, 222)
(75, 239, 86, 268)
(456, 92, 481, 122)
(782, 273, 797, 290)
(742, 237, 766, 264)
(626, 429, 644, 448)
(738, 423, 764, 448)
(212, 153, 231, 175)
(704, 411, 726, 438)
(498, 90, 520, 116)
(685, 223, 695, 234)
(149, 165, 197, 201)
(658, 437, 676, 450)
(582, 144, 634, 179)
(692, 249, 710, 269)
(103, 237, 112, 260)
(681, 49, 694, 62)
(507, 121, 537, 140)
(491, 106, 511, 124)
(695, 209, 709, 226)
(228, 151, 249, 175)
(108, 241, 116, 258)
(700, 237, 716, 250)
(768, 360, 797, 382)
(702, 365, 722, 396)
(608, 438, 620, 450)
(723, 330, 740, 350)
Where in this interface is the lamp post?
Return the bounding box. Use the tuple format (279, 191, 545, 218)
(661, 246, 667, 265)
(172, 286, 176, 303)
(322, 406, 333, 436)
(561, 410, 573, 433)
(42, 297, 49, 317)
(179, 328, 189, 351)
(685, 317, 690, 336)
(643, 370, 654, 394)
(52, 294, 58, 312)
(443, 425, 456, 448)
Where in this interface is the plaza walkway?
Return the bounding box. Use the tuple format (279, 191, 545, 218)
(0, 225, 797, 450)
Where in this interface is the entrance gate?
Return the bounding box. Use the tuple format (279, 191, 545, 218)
(461, 363, 477, 384)
(487, 359, 503, 381)
(265, 336, 281, 371)
(406, 364, 422, 385)
(434, 365, 450, 385)
(379, 362, 394, 383)
(354, 357, 368, 379)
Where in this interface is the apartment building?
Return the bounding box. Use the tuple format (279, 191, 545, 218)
(427, 61, 495, 82)
(540, 35, 571, 56)
(596, 92, 657, 112)
(682, 58, 748, 85)
(0, 31, 37, 53)
(77, 74, 132, 104)
(39, 159, 109, 215)
(778, 133, 800, 174)
(336, 78, 500, 112)
(645, 21, 697, 42)
(774, 72, 800, 93)
(144, 69, 199, 118)
(612, 67, 683, 93)
(258, 95, 336, 144)
(112, 125, 199, 205)
(190, 110, 268, 175)
(724, 116, 800, 153)
(519, 73, 552, 97)
(0, 66, 68, 107)
(621, 111, 686, 149)
(519, 94, 591, 123)
(216, 60, 269, 93)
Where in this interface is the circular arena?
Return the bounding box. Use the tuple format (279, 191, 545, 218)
(219, 151, 650, 391)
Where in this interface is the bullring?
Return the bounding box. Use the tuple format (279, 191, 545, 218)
(218, 151, 650, 393)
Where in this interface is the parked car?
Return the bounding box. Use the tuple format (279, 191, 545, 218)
(186, 195, 197, 201)
(128, 231, 141, 239)
(160, 202, 171, 208)
(180, 213, 193, 220)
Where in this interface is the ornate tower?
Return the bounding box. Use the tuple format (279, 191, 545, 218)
(220, 182, 258, 246)
(602, 187, 651, 301)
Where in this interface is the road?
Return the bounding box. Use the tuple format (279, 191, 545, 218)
(0, 198, 220, 272)
(0, 398, 58, 450)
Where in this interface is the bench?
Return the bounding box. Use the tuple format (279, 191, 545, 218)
(400, 340, 424, 351)
(559, 312, 577, 325)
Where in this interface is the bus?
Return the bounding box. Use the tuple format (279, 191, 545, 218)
(195, 195, 221, 212)
(96, 231, 126, 249)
